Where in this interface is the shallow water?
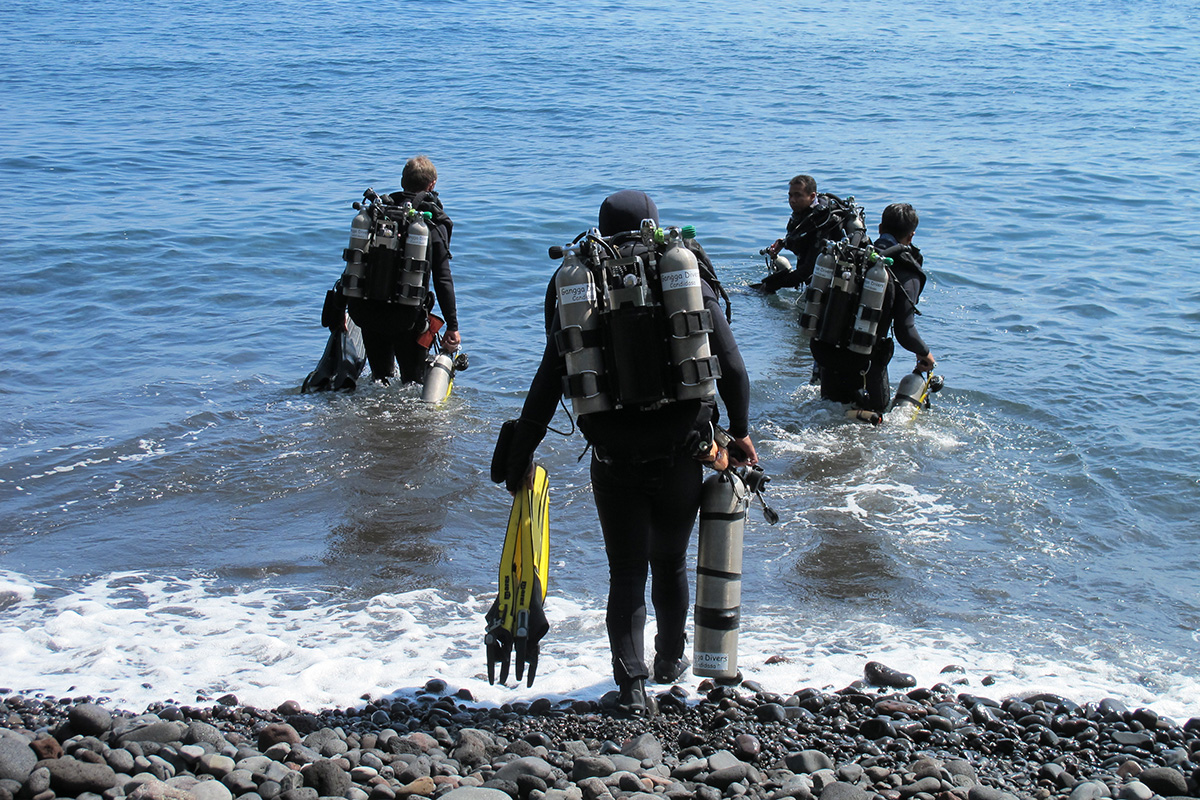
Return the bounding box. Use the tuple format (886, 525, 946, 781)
(2, 0, 1199, 717)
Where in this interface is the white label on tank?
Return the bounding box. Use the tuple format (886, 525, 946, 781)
(407, 233, 429, 247)
(559, 282, 596, 306)
(350, 228, 369, 240)
(694, 650, 730, 672)
(862, 278, 887, 293)
(661, 269, 702, 292)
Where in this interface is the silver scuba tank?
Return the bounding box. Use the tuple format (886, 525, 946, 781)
(396, 208, 430, 307)
(893, 370, 926, 410)
(658, 227, 718, 401)
(847, 254, 891, 356)
(340, 204, 372, 299)
(556, 246, 612, 416)
(798, 244, 836, 336)
(816, 246, 861, 347)
(420, 351, 455, 403)
(693, 469, 748, 681)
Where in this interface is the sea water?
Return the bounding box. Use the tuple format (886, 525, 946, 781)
(2, 0, 1199, 718)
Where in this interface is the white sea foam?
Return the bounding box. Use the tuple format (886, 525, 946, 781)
(0, 571, 1196, 721)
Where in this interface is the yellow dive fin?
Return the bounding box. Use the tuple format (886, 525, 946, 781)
(484, 465, 550, 686)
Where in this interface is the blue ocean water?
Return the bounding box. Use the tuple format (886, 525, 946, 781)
(2, 0, 1199, 715)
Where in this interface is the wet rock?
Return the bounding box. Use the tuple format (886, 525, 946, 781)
(864, 662, 916, 690)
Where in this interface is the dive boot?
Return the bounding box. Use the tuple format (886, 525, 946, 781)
(653, 653, 691, 684)
(616, 679, 657, 717)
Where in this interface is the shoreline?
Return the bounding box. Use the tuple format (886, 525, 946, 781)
(1, 670, 1198, 800)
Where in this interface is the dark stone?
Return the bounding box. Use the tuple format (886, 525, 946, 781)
(305, 759, 350, 797)
(69, 704, 113, 737)
(734, 734, 760, 762)
(1137, 767, 1187, 796)
(786, 751, 834, 774)
(864, 662, 916, 689)
(258, 724, 302, 750)
(39, 757, 118, 795)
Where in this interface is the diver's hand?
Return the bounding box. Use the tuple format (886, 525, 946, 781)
(442, 329, 461, 351)
(917, 351, 936, 372)
(728, 435, 758, 468)
(507, 461, 535, 496)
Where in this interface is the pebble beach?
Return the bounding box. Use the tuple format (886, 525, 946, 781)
(2, 664, 1197, 800)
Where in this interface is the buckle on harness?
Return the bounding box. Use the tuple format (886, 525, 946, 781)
(563, 370, 606, 399)
(669, 308, 714, 338)
(678, 355, 722, 386)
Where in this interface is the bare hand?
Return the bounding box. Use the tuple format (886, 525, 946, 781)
(917, 352, 936, 371)
(442, 329, 462, 351)
(729, 435, 758, 467)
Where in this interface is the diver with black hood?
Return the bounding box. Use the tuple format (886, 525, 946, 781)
(493, 190, 757, 715)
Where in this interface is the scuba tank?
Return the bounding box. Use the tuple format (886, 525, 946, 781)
(843, 196, 868, 247)
(555, 245, 613, 416)
(693, 468, 748, 681)
(816, 244, 861, 347)
(340, 200, 374, 299)
(420, 348, 470, 404)
(891, 370, 943, 418)
(420, 351, 454, 403)
(395, 207, 430, 307)
(847, 254, 891, 356)
(798, 243, 836, 336)
(657, 226, 719, 401)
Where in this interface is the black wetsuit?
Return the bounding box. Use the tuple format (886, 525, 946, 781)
(760, 194, 861, 293)
(341, 190, 459, 383)
(503, 239, 751, 685)
(812, 232, 929, 412)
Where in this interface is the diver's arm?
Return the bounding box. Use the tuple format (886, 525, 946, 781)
(705, 287, 757, 465)
(429, 227, 460, 346)
(893, 272, 933, 368)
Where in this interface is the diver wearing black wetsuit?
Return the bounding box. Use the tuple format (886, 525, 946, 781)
(327, 156, 461, 383)
(759, 175, 863, 293)
(813, 203, 935, 412)
(497, 190, 757, 715)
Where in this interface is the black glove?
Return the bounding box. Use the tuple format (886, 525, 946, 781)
(321, 288, 346, 329)
(490, 418, 544, 493)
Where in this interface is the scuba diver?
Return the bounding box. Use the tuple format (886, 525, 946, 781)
(492, 190, 757, 716)
(755, 174, 868, 294)
(808, 202, 936, 416)
(321, 155, 462, 384)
